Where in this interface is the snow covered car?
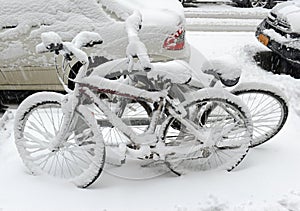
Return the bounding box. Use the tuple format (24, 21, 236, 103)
(255, 1, 300, 76)
(0, 0, 189, 92)
(232, 0, 285, 8)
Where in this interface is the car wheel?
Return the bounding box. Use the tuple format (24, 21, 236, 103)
(250, 0, 272, 8)
(179, 0, 185, 4)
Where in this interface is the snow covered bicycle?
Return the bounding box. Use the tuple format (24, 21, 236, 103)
(14, 31, 253, 187)
(192, 58, 289, 148)
(68, 10, 289, 148)
(97, 54, 289, 149)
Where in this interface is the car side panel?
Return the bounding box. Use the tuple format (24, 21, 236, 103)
(0, 67, 63, 91)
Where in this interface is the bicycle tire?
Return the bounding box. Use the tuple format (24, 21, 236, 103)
(14, 92, 105, 188)
(231, 82, 288, 147)
(160, 89, 252, 173)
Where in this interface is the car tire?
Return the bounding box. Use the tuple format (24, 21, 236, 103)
(179, 0, 185, 5)
(235, 0, 273, 8)
(249, 0, 273, 8)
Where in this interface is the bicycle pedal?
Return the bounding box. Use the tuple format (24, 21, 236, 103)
(120, 158, 126, 165)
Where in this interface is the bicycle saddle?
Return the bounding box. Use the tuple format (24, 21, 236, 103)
(202, 56, 241, 87)
(147, 60, 192, 85)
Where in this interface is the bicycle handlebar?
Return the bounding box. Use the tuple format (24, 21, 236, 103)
(36, 31, 103, 57)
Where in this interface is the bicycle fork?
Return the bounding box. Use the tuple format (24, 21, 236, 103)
(48, 94, 79, 151)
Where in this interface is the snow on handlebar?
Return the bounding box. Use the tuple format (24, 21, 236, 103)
(36, 31, 103, 55)
(71, 31, 103, 49)
(35, 42, 49, 54)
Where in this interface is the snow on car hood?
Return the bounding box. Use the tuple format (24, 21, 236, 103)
(100, 0, 185, 27)
(271, 1, 300, 33)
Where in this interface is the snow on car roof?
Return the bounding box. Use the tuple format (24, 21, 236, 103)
(100, 0, 184, 26)
(0, 0, 184, 45)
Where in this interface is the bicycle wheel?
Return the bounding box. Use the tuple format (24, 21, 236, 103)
(14, 92, 105, 188)
(161, 89, 252, 173)
(90, 95, 152, 146)
(231, 82, 288, 147)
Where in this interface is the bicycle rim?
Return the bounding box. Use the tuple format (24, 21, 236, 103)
(233, 89, 288, 147)
(15, 94, 105, 188)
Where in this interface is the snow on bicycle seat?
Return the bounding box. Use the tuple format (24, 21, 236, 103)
(148, 60, 192, 85)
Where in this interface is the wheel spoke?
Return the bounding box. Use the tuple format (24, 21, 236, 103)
(15, 95, 105, 188)
(234, 90, 288, 147)
(164, 97, 250, 172)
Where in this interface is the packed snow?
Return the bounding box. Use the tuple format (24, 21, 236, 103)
(184, 4, 268, 32)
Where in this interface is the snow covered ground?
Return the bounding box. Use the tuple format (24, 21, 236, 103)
(1, 31, 300, 210)
(185, 4, 269, 31)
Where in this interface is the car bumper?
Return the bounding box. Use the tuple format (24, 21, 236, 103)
(256, 19, 300, 65)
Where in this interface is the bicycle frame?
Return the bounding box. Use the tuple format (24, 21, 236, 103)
(48, 48, 208, 159)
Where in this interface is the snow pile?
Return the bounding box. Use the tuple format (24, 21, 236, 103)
(279, 191, 300, 210)
(174, 193, 300, 210)
(192, 195, 228, 211)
